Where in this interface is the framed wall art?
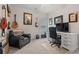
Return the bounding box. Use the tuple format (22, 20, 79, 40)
(54, 15, 63, 24)
(69, 13, 78, 22)
(23, 12, 32, 25)
(49, 18, 53, 25)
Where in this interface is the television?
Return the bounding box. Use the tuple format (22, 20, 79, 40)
(56, 23, 63, 32)
(63, 22, 69, 32)
(56, 22, 69, 32)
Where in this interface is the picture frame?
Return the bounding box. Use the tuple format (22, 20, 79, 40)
(23, 12, 32, 25)
(54, 15, 63, 24)
(49, 18, 53, 25)
(69, 13, 78, 22)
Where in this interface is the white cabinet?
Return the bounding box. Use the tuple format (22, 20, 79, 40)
(57, 32, 79, 51)
(61, 33, 78, 51)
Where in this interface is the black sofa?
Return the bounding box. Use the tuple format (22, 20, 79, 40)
(8, 30, 31, 49)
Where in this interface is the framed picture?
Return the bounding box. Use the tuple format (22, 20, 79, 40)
(49, 18, 53, 25)
(23, 12, 32, 25)
(54, 15, 63, 24)
(69, 13, 78, 22)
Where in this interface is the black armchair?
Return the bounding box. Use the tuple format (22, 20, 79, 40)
(49, 27, 61, 48)
(8, 30, 31, 49)
(51, 35, 61, 48)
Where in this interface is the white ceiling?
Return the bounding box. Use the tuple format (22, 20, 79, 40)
(10, 4, 66, 13)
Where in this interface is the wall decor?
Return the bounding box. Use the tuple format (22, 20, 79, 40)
(35, 17, 39, 27)
(7, 21, 10, 29)
(11, 14, 18, 29)
(1, 5, 7, 36)
(54, 15, 63, 24)
(49, 18, 53, 25)
(2, 5, 6, 18)
(69, 13, 78, 22)
(7, 4, 11, 17)
(23, 12, 32, 25)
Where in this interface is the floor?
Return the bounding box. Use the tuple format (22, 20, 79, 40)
(9, 38, 70, 54)
(68, 49, 79, 54)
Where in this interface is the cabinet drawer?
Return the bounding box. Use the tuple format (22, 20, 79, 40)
(62, 36, 72, 39)
(62, 39, 72, 45)
(62, 36, 72, 42)
(62, 43, 71, 50)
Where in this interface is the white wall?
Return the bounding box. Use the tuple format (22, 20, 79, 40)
(9, 5, 48, 39)
(1, 4, 79, 39)
(0, 4, 3, 20)
(48, 4, 79, 33)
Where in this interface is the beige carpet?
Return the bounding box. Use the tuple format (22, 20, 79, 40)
(9, 38, 68, 54)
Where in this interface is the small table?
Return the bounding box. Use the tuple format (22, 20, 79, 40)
(36, 34, 39, 39)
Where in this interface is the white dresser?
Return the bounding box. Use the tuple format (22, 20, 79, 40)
(57, 32, 79, 51)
